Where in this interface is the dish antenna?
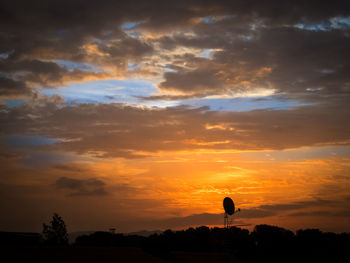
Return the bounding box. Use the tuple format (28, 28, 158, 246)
(223, 197, 240, 228)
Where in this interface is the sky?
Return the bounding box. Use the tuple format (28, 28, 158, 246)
(1, 0, 350, 233)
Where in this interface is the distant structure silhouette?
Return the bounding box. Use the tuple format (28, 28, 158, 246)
(223, 197, 240, 228)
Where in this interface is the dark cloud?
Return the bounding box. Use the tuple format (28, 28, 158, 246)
(2, 1, 349, 29)
(289, 211, 332, 217)
(236, 209, 274, 219)
(53, 164, 88, 173)
(232, 199, 343, 219)
(289, 210, 350, 217)
(1, 99, 349, 157)
(160, 68, 227, 95)
(0, 0, 349, 99)
(0, 151, 19, 160)
(0, 59, 114, 90)
(157, 25, 350, 101)
(55, 176, 107, 197)
(241, 197, 350, 220)
(287, 196, 350, 217)
(0, 76, 31, 97)
(258, 199, 337, 212)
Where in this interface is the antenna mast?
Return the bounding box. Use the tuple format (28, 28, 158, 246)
(224, 212, 230, 228)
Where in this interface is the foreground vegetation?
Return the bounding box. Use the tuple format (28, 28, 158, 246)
(75, 225, 350, 262)
(2, 224, 349, 263)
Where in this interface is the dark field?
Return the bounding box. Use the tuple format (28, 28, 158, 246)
(2, 247, 167, 263)
(1, 246, 244, 263)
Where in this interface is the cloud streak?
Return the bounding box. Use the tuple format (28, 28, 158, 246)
(55, 176, 107, 197)
(1, 100, 349, 157)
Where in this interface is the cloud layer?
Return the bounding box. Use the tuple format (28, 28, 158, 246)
(0, 0, 349, 101)
(1, 100, 349, 157)
(1, 1, 350, 233)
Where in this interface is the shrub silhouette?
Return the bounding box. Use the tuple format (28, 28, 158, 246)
(42, 213, 69, 245)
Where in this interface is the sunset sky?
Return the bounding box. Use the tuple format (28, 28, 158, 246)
(1, 0, 350, 233)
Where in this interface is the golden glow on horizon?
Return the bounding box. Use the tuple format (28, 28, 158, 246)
(1, 136, 349, 232)
(71, 148, 350, 220)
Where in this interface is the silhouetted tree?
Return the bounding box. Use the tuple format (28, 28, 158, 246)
(42, 213, 68, 245)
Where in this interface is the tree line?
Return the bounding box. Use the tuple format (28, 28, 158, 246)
(1, 213, 349, 263)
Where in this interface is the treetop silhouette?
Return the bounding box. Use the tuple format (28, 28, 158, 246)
(42, 213, 68, 245)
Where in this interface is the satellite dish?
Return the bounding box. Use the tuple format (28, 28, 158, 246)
(223, 197, 235, 215)
(223, 197, 240, 228)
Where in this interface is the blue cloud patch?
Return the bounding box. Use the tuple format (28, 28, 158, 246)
(4, 135, 60, 147)
(54, 59, 102, 72)
(41, 78, 158, 105)
(183, 96, 310, 112)
(122, 22, 141, 30)
(295, 16, 350, 31)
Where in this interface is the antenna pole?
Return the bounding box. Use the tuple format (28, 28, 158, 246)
(224, 212, 228, 228)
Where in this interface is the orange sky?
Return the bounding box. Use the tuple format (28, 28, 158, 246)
(1, 0, 350, 233)
(1, 144, 350, 233)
